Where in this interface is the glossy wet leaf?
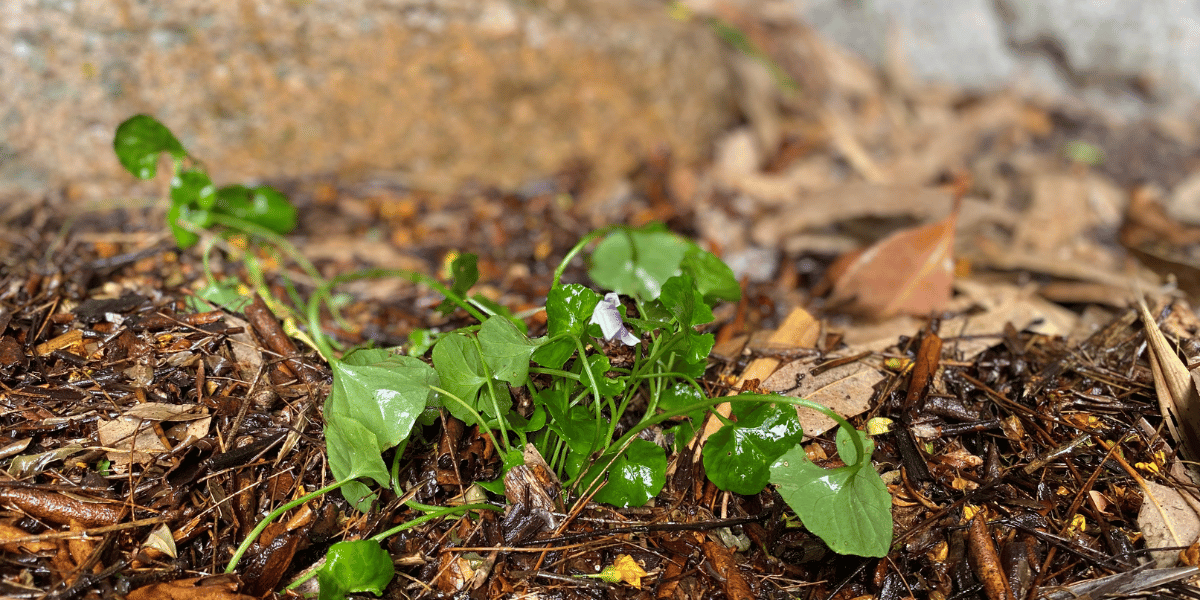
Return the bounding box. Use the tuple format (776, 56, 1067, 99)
(113, 114, 186, 180)
(436, 253, 478, 315)
(658, 329, 712, 379)
(212, 184, 298, 234)
(327, 348, 437, 451)
(586, 439, 666, 508)
(170, 168, 217, 210)
(324, 413, 389, 510)
(680, 246, 741, 304)
(572, 354, 626, 397)
(431, 333, 488, 414)
(836, 423, 871, 466)
(703, 400, 804, 495)
(532, 284, 600, 369)
(658, 275, 713, 328)
(588, 227, 691, 301)
(478, 315, 543, 386)
(769, 444, 892, 557)
(536, 389, 601, 456)
(656, 382, 709, 449)
(317, 539, 394, 600)
(166, 199, 212, 249)
(505, 405, 547, 433)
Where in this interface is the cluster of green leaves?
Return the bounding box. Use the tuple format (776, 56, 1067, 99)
(306, 224, 891, 599)
(113, 117, 891, 599)
(113, 115, 298, 248)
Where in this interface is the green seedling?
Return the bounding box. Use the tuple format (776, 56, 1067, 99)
(113, 114, 297, 249)
(114, 117, 894, 595)
(231, 224, 892, 595)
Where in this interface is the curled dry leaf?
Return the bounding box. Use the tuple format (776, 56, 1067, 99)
(0, 487, 123, 526)
(700, 536, 754, 600)
(967, 513, 1014, 600)
(828, 200, 959, 318)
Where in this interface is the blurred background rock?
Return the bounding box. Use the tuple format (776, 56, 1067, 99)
(3, 0, 1198, 206)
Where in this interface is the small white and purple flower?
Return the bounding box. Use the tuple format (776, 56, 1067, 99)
(590, 292, 640, 346)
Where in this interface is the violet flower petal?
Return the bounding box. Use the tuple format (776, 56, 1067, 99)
(590, 293, 640, 346)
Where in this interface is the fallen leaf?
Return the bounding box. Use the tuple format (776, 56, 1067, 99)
(937, 281, 1077, 360)
(1138, 300, 1200, 461)
(143, 523, 178, 559)
(126, 575, 255, 600)
(0, 521, 55, 553)
(1121, 188, 1200, 298)
(1040, 566, 1200, 600)
(700, 537, 754, 600)
(1138, 480, 1200, 568)
(98, 403, 210, 465)
(1014, 173, 1104, 253)
(967, 513, 1014, 600)
(762, 356, 883, 438)
(752, 182, 953, 245)
(828, 202, 958, 318)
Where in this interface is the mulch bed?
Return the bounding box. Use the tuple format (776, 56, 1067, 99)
(2, 180, 1199, 600)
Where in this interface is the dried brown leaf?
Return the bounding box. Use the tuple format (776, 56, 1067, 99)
(1137, 299, 1200, 461)
(752, 182, 953, 246)
(828, 205, 958, 318)
(700, 537, 754, 600)
(1138, 480, 1200, 568)
(967, 513, 1014, 600)
(0, 521, 56, 553)
(762, 357, 883, 438)
(126, 575, 255, 600)
(1015, 173, 1101, 253)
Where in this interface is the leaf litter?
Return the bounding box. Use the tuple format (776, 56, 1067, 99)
(5, 6, 1200, 599)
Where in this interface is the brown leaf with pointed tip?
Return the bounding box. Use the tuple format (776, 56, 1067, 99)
(828, 203, 959, 318)
(127, 575, 255, 600)
(1137, 299, 1200, 461)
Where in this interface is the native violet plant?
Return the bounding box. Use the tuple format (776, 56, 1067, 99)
(114, 117, 891, 599)
(113, 115, 298, 249)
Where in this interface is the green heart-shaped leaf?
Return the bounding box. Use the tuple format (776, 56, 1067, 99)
(328, 349, 437, 451)
(584, 439, 666, 508)
(317, 539, 394, 600)
(478, 315, 543, 386)
(769, 444, 892, 557)
(533, 284, 600, 369)
(588, 227, 690, 301)
(703, 400, 804, 495)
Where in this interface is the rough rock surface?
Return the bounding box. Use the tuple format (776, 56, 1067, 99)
(794, 0, 1200, 115)
(1, 0, 735, 200)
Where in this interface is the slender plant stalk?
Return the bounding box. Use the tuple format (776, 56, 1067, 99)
(225, 479, 349, 573)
